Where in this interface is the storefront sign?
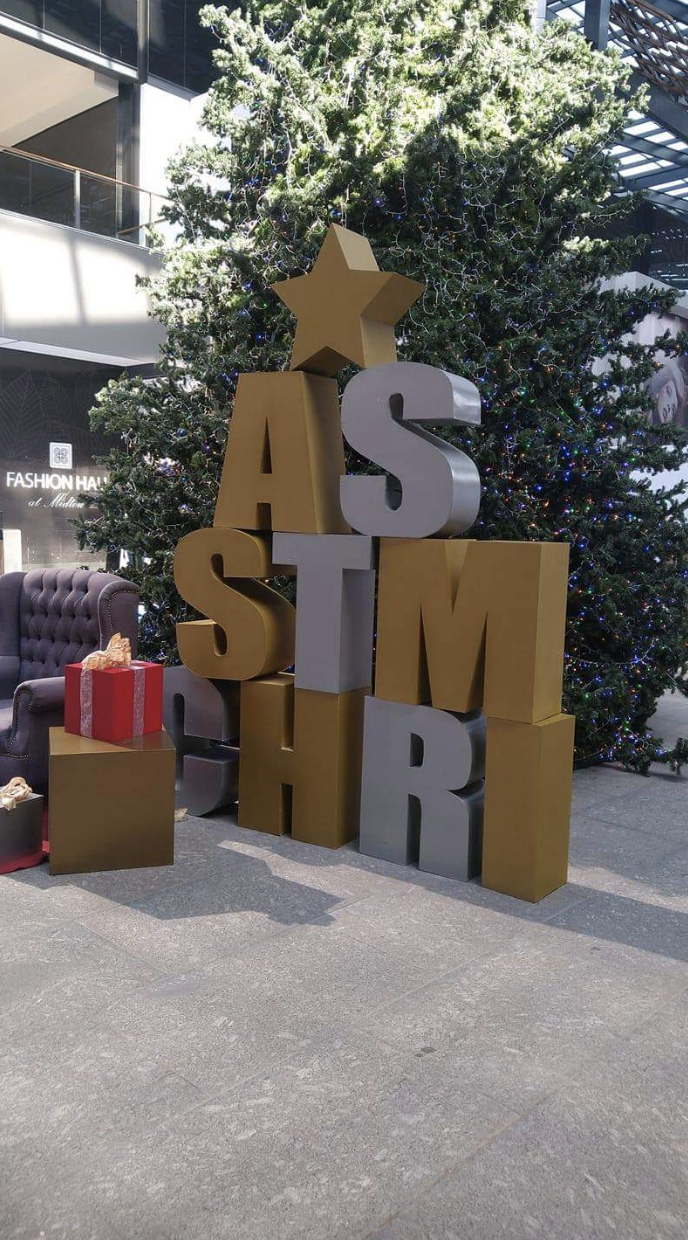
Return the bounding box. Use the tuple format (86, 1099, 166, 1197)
(0, 458, 108, 568)
(6, 470, 109, 502)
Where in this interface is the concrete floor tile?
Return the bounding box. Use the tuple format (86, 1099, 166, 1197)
(100, 967, 323, 1096)
(569, 814, 683, 874)
(199, 916, 435, 1026)
(209, 815, 588, 925)
(367, 1013, 688, 1240)
(407, 1037, 569, 1115)
(0, 1019, 203, 1150)
(570, 765, 647, 813)
(310, 885, 527, 973)
(0, 867, 55, 917)
(75, 900, 288, 973)
(545, 889, 688, 973)
(363, 922, 687, 1081)
(68, 858, 348, 973)
(588, 772, 688, 843)
(0, 903, 70, 961)
(3, 691, 688, 1240)
(98, 909, 454, 1097)
(59, 1031, 515, 1240)
(567, 817, 688, 904)
(601, 844, 688, 912)
(649, 691, 688, 750)
(205, 812, 419, 898)
(0, 920, 165, 1053)
(1, 1138, 126, 1240)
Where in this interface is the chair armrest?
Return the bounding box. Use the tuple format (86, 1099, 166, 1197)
(14, 676, 65, 715)
(3, 676, 66, 792)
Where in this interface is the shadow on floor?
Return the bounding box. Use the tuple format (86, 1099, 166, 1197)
(9, 844, 343, 928)
(6, 689, 688, 964)
(14, 824, 688, 968)
(196, 807, 688, 964)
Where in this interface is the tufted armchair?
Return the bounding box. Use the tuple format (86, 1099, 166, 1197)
(0, 569, 140, 793)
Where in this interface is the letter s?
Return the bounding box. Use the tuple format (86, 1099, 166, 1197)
(173, 527, 295, 680)
(340, 361, 481, 538)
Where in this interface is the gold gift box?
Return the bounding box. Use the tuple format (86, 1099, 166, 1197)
(49, 727, 176, 876)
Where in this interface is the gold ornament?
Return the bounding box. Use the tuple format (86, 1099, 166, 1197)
(0, 776, 32, 811)
(81, 633, 132, 672)
(272, 223, 425, 375)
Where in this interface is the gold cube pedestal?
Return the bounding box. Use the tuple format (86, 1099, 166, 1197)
(49, 727, 176, 875)
(481, 714, 575, 903)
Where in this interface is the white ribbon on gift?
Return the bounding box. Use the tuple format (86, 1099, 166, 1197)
(80, 665, 94, 737)
(132, 662, 146, 736)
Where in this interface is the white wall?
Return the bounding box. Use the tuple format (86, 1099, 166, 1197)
(0, 210, 165, 365)
(139, 81, 208, 236)
(0, 80, 210, 366)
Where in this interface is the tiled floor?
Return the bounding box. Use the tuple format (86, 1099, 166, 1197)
(1, 694, 687, 1239)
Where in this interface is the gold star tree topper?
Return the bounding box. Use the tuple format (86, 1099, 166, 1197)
(272, 224, 425, 376)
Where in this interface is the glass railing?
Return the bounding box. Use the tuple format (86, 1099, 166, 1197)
(0, 145, 168, 247)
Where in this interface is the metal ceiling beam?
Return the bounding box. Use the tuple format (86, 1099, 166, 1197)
(544, 2, 688, 215)
(584, 0, 612, 47)
(628, 163, 688, 188)
(636, 0, 688, 22)
(612, 132, 688, 197)
(644, 187, 688, 209)
(631, 73, 688, 144)
(616, 131, 688, 167)
(547, 0, 583, 12)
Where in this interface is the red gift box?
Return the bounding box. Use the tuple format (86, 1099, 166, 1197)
(64, 661, 164, 745)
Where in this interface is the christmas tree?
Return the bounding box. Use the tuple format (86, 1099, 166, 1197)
(77, 0, 688, 770)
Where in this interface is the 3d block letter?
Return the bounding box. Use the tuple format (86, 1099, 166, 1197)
(375, 538, 570, 724)
(238, 673, 368, 848)
(214, 372, 350, 533)
(163, 664, 239, 817)
(482, 714, 575, 902)
(174, 527, 295, 680)
(358, 696, 486, 881)
(339, 361, 481, 537)
(273, 532, 376, 693)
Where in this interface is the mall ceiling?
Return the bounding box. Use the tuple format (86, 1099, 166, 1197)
(0, 34, 117, 148)
(547, 0, 688, 215)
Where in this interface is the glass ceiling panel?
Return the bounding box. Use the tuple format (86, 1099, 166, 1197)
(546, 0, 688, 214)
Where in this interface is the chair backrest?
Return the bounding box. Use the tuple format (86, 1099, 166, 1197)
(0, 568, 140, 684)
